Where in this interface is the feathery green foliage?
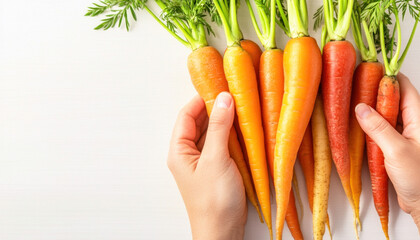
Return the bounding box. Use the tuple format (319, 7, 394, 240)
(85, 0, 215, 50)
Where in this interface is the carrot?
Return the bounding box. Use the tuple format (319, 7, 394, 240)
(245, 1, 308, 238)
(364, 3, 419, 238)
(86, 0, 263, 223)
(188, 46, 263, 222)
(285, 189, 304, 240)
(349, 4, 385, 229)
(240, 39, 262, 75)
(213, 0, 272, 237)
(311, 94, 333, 240)
(273, 1, 322, 238)
(298, 125, 332, 235)
(236, 39, 262, 167)
(349, 61, 383, 224)
(366, 76, 399, 240)
(259, 49, 284, 177)
(321, 0, 359, 235)
(322, 38, 358, 235)
(224, 45, 272, 235)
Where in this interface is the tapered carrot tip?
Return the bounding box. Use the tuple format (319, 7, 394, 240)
(355, 208, 362, 232)
(255, 204, 264, 223)
(380, 217, 389, 240)
(353, 217, 360, 240)
(326, 216, 332, 239)
(269, 227, 273, 240)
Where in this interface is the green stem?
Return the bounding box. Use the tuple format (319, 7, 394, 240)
(230, 0, 243, 43)
(380, 21, 391, 76)
(213, 0, 235, 46)
(288, 0, 308, 38)
(299, 0, 308, 29)
(258, 8, 270, 34)
(321, 25, 329, 52)
(398, 19, 419, 72)
(143, 6, 190, 48)
(248, 0, 277, 49)
(276, 0, 290, 36)
(219, 0, 230, 19)
(362, 20, 377, 62)
(323, 0, 335, 39)
(335, 0, 354, 40)
(389, 5, 401, 74)
(390, 23, 397, 57)
(268, 0, 276, 48)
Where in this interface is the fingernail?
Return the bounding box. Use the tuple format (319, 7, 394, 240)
(356, 103, 372, 119)
(216, 92, 232, 109)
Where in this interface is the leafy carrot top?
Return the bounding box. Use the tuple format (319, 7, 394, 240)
(85, 0, 215, 50)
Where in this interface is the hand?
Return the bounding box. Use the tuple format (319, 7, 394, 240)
(355, 73, 420, 231)
(167, 92, 247, 240)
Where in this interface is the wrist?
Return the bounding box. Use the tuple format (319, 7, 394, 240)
(190, 215, 245, 240)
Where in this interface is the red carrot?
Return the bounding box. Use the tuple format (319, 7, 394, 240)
(364, 2, 419, 237)
(321, 0, 358, 235)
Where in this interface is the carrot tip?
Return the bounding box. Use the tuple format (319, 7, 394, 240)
(326, 218, 332, 239)
(353, 217, 360, 240)
(256, 206, 264, 223)
(269, 228, 273, 240)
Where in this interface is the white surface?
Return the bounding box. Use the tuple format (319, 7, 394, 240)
(0, 0, 419, 239)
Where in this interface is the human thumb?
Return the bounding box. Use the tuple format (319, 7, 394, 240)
(201, 92, 235, 158)
(355, 103, 406, 155)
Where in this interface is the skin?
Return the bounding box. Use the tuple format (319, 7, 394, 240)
(356, 73, 420, 233)
(167, 93, 246, 240)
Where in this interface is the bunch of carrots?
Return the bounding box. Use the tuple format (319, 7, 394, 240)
(86, 0, 419, 239)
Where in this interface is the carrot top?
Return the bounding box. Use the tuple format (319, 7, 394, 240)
(316, 0, 354, 41)
(212, 0, 243, 47)
(351, 1, 378, 62)
(85, 0, 214, 50)
(245, 0, 277, 49)
(277, 0, 309, 38)
(362, 0, 419, 76)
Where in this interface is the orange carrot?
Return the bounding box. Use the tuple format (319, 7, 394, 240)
(224, 46, 271, 235)
(285, 189, 304, 240)
(366, 76, 400, 240)
(213, 0, 273, 235)
(274, 36, 322, 239)
(188, 46, 263, 220)
(259, 49, 284, 177)
(241, 39, 262, 76)
(349, 61, 384, 225)
(298, 126, 315, 210)
(245, 1, 305, 237)
(257, 49, 304, 240)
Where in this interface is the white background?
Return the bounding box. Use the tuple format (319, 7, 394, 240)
(1, 0, 419, 239)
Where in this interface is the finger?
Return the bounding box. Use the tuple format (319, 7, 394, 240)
(197, 131, 207, 152)
(168, 96, 206, 172)
(201, 92, 235, 160)
(355, 103, 407, 156)
(171, 95, 206, 145)
(194, 111, 208, 143)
